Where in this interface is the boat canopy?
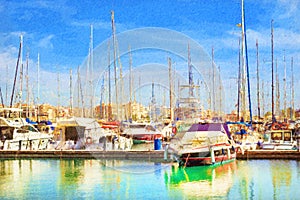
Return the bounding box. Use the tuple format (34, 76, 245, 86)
(188, 123, 230, 135)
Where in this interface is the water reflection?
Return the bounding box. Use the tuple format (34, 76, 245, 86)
(164, 162, 237, 199)
(232, 160, 300, 200)
(1, 159, 300, 199)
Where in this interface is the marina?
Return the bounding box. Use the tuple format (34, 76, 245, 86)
(1, 0, 300, 199)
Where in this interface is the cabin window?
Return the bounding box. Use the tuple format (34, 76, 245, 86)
(284, 132, 291, 141)
(0, 127, 14, 140)
(271, 133, 282, 141)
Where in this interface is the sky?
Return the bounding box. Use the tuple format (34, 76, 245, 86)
(0, 0, 300, 115)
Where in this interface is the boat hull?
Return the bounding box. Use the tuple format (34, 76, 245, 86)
(179, 146, 236, 167)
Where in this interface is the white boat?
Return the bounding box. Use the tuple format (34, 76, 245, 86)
(0, 108, 52, 150)
(122, 121, 163, 144)
(227, 122, 259, 151)
(169, 122, 237, 167)
(262, 129, 297, 150)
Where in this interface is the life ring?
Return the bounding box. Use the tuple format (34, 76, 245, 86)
(281, 122, 288, 130)
(271, 123, 281, 130)
(86, 137, 93, 145)
(172, 127, 177, 134)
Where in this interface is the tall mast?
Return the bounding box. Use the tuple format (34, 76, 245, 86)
(283, 50, 287, 121)
(129, 45, 133, 121)
(77, 66, 84, 117)
(70, 69, 73, 116)
(37, 53, 40, 121)
(271, 19, 275, 123)
(107, 41, 112, 121)
(6, 65, 8, 106)
(241, 0, 252, 124)
(290, 57, 294, 120)
(275, 59, 280, 118)
(237, 38, 241, 121)
(168, 57, 173, 122)
(57, 72, 60, 118)
(218, 66, 222, 117)
(256, 39, 261, 120)
(111, 10, 119, 120)
(26, 51, 29, 117)
(240, 7, 246, 121)
(89, 24, 94, 118)
(10, 35, 23, 108)
(212, 46, 215, 116)
(188, 43, 193, 97)
(19, 35, 24, 109)
(262, 80, 265, 117)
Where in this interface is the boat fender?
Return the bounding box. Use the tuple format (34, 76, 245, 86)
(281, 123, 288, 130)
(86, 137, 93, 145)
(172, 127, 177, 134)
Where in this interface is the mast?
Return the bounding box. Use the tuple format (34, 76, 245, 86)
(241, 0, 252, 124)
(10, 35, 22, 108)
(188, 43, 193, 97)
(218, 66, 222, 117)
(25, 51, 29, 118)
(271, 19, 275, 123)
(6, 65, 8, 106)
(262, 80, 265, 117)
(89, 24, 94, 118)
(19, 36, 24, 109)
(37, 53, 40, 121)
(77, 66, 84, 117)
(275, 59, 280, 118)
(283, 50, 287, 121)
(237, 38, 241, 121)
(70, 69, 73, 116)
(212, 46, 215, 116)
(107, 41, 112, 121)
(129, 45, 133, 121)
(168, 57, 173, 122)
(256, 39, 261, 120)
(290, 57, 294, 120)
(111, 10, 119, 120)
(57, 72, 60, 119)
(0, 88, 4, 108)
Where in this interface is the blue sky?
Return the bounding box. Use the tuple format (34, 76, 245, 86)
(1, 0, 300, 115)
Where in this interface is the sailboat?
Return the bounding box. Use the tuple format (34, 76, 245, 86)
(0, 36, 53, 150)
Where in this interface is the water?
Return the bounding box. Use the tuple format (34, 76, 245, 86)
(0, 158, 300, 199)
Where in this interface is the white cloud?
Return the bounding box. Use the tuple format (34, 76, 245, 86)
(277, 0, 300, 19)
(37, 35, 54, 49)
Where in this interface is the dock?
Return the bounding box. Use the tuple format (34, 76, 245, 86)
(0, 150, 170, 162)
(1, 150, 300, 161)
(237, 150, 300, 160)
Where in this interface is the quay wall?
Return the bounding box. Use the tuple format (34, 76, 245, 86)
(1, 150, 300, 161)
(237, 150, 300, 160)
(0, 150, 169, 162)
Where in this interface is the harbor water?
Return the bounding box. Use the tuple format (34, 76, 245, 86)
(0, 158, 300, 199)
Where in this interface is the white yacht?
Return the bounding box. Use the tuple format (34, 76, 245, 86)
(0, 108, 52, 150)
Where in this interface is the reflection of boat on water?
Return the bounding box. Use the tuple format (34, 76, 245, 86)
(165, 162, 236, 198)
(169, 122, 237, 167)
